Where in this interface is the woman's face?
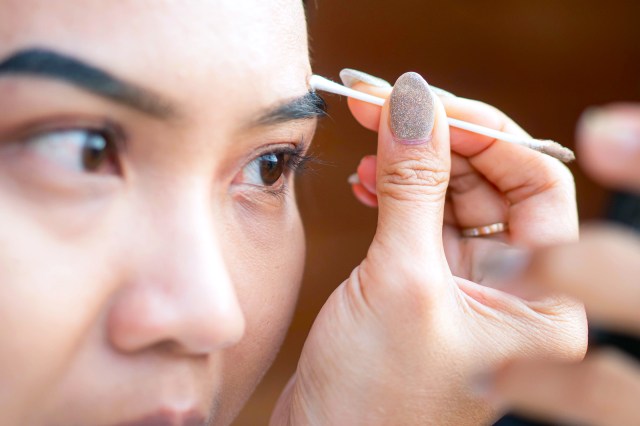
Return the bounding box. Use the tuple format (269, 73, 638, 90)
(0, 1, 320, 424)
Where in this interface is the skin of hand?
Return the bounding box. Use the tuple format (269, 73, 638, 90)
(578, 103, 640, 192)
(484, 226, 640, 426)
(478, 104, 640, 425)
(270, 73, 587, 425)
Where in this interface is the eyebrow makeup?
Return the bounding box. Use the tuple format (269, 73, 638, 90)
(0, 48, 328, 127)
(309, 75, 575, 163)
(0, 48, 174, 118)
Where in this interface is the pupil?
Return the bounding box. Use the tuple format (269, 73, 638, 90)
(259, 153, 285, 186)
(82, 133, 109, 172)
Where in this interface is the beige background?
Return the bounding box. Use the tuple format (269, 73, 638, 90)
(235, 1, 640, 424)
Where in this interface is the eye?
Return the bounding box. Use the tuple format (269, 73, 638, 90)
(25, 128, 120, 174)
(239, 152, 289, 187)
(233, 144, 312, 196)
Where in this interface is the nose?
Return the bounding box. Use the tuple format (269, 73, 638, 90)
(107, 201, 246, 355)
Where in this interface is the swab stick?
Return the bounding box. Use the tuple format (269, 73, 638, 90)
(309, 75, 574, 163)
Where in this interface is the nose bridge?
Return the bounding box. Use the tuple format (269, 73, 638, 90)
(109, 187, 245, 354)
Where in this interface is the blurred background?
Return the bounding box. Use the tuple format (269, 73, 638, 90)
(235, 0, 640, 424)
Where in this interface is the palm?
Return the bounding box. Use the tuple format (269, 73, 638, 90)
(442, 223, 497, 283)
(439, 196, 585, 362)
(274, 218, 585, 426)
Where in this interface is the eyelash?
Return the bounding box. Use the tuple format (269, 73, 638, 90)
(13, 120, 125, 175)
(253, 142, 314, 199)
(12, 120, 315, 202)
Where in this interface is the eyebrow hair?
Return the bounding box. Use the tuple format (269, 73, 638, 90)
(0, 48, 327, 127)
(254, 91, 327, 127)
(0, 48, 175, 118)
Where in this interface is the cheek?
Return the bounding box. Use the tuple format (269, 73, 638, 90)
(0, 192, 114, 422)
(216, 198, 306, 423)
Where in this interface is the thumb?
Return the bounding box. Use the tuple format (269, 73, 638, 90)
(372, 72, 450, 268)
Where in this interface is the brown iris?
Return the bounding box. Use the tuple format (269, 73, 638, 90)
(258, 152, 288, 186)
(81, 132, 116, 172)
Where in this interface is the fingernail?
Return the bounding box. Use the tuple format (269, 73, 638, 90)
(480, 247, 532, 282)
(339, 68, 391, 88)
(610, 129, 640, 154)
(430, 86, 456, 98)
(579, 107, 609, 140)
(580, 107, 640, 154)
(347, 173, 360, 185)
(389, 72, 435, 145)
(579, 106, 603, 128)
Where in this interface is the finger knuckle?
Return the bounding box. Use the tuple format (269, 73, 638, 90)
(509, 155, 576, 204)
(378, 158, 450, 202)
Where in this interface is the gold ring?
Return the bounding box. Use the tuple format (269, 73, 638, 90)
(461, 222, 508, 238)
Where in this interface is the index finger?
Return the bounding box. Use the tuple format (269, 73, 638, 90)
(526, 226, 640, 334)
(344, 83, 578, 246)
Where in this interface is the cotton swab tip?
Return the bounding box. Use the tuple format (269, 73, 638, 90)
(532, 140, 576, 163)
(310, 75, 386, 106)
(308, 75, 326, 93)
(309, 74, 576, 163)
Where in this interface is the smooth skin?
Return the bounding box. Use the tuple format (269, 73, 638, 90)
(271, 80, 587, 424)
(484, 105, 640, 426)
(0, 1, 312, 424)
(578, 103, 640, 192)
(0, 1, 585, 425)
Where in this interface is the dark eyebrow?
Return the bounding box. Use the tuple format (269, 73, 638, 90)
(0, 48, 175, 119)
(253, 91, 327, 127)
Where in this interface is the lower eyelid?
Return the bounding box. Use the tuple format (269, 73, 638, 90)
(231, 182, 290, 212)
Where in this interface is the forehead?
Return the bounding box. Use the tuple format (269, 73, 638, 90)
(0, 0, 311, 115)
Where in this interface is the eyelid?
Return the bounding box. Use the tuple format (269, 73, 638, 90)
(233, 134, 307, 170)
(231, 139, 314, 201)
(250, 140, 303, 158)
(236, 142, 305, 182)
(8, 117, 127, 149)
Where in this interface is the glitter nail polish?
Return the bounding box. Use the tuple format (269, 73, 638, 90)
(389, 72, 435, 144)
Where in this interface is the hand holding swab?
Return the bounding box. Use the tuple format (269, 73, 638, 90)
(309, 75, 575, 163)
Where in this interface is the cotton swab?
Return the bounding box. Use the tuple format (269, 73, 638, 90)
(309, 75, 575, 163)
